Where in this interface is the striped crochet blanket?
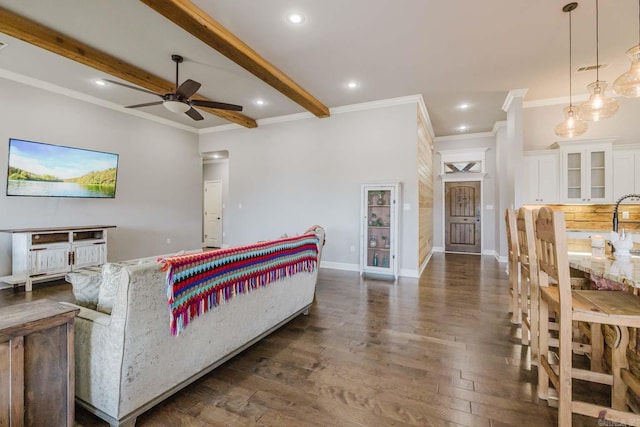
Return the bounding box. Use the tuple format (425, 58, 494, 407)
(159, 233, 319, 335)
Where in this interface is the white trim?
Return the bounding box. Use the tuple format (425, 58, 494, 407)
(482, 249, 497, 257)
(433, 246, 444, 253)
(434, 132, 494, 143)
(418, 248, 434, 277)
(320, 261, 360, 272)
(199, 94, 435, 136)
(521, 91, 626, 109)
(502, 88, 529, 112)
(492, 121, 507, 134)
(496, 254, 508, 263)
(399, 268, 419, 278)
(439, 172, 487, 182)
(0, 68, 198, 133)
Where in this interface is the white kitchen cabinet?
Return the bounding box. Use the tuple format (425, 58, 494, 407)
(0, 225, 114, 291)
(613, 147, 640, 200)
(524, 151, 559, 203)
(554, 140, 613, 203)
(360, 183, 400, 278)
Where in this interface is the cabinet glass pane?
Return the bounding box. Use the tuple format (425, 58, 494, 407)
(567, 152, 581, 169)
(366, 189, 392, 268)
(590, 151, 605, 199)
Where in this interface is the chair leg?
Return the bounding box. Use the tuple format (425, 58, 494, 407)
(611, 325, 630, 411)
(511, 268, 521, 324)
(538, 298, 549, 400)
(521, 283, 529, 346)
(530, 281, 539, 365)
(558, 311, 573, 427)
(590, 323, 604, 373)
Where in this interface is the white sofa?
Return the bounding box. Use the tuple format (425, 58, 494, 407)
(65, 226, 325, 427)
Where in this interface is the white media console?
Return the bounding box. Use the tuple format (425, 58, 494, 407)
(0, 225, 115, 291)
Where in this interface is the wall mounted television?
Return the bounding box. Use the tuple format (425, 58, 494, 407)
(6, 138, 119, 198)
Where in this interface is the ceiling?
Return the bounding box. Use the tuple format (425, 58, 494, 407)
(0, 0, 638, 137)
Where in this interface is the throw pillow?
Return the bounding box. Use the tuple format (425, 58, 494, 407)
(96, 263, 125, 315)
(67, 266, 103, 310)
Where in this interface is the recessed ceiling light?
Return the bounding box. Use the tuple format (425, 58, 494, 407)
(286, 13, 305, 24)
(95, 79, 107, 86)
(254, 99, 266, 106)
(346, 81, 359, 89)
(459, 103, 470, 110)
(457, 125, 469, 133)
(0, 41, 7, 51)
(211, 154, 220, 159)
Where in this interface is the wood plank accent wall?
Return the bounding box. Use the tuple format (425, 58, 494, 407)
(523, 204, 640, 232)
(417, 109, 433, 269)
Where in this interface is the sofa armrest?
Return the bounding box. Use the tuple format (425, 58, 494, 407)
(59, 301, 112, 326)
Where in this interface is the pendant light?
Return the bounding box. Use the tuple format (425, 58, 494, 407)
(578, 0, 619, 121)
(555, 3, 588, 138)
(613, 0, 640, 97)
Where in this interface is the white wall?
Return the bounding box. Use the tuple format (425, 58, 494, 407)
(524, 97, 640, 150)
(494, 124, 508, 261)
(0, 78, 202, 277)
(432, 135, 497, 255)
(199, 103, 421, 275)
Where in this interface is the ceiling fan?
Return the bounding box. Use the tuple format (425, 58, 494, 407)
(104, 54, 243, 121)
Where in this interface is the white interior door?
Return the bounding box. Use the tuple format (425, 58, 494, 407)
(204, 181, 223, 247)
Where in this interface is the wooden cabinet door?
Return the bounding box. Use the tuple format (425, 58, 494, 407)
(73, 242, 105, 269)
(30, 245, 70, 275)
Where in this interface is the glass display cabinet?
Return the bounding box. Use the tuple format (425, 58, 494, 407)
(360, 183, 400, 278)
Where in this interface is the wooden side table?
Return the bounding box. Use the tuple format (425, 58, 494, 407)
(0, 300, 79, 427)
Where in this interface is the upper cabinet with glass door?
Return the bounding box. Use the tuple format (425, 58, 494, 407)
(553, 139, 614, 203)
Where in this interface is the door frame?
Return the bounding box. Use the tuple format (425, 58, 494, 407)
(203, 179, 223, 248)
(441, 175, 484, 255)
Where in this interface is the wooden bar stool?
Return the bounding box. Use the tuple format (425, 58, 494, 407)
(535, 207, 640, 426)
(505, 209, 521, 325)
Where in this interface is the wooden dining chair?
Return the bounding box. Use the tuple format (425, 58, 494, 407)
(516, 208, 537, 353)
(505, 209, 521, 325)
(535, 207, 640, 426)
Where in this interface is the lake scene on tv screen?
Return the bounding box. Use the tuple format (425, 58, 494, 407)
(7, 139, 119, 198)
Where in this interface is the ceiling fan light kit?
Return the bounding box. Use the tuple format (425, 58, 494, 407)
(577, 0, 619, 122)
(555, 2, 588, 138)
(613, 0, 640, 97)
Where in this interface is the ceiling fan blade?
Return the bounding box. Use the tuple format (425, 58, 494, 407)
(175, 79, 201, 99)
(190, 99, 243, 112)
(102, 79, 162, 97)
(125, 101, 164, 109)
(185, 107, 204, 121)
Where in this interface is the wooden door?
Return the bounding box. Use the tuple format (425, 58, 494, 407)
(203, 181, 223, 248)
(445, 181, 481, 253)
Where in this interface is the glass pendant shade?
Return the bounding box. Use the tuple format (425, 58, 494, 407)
(577, 80, 619, 121)
(613, 45, 640, 97)
(555, 106, 588, 138)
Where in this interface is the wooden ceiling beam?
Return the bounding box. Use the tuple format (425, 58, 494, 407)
(0, 6, 258, 128)
(140, 0, 330, 119)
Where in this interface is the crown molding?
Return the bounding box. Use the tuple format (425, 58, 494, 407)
(501, 88, 529, 112)
(199, 94, 435, 137)
(492, 121, 507, 134)
(434, 132, 495, 143)
(0, 68, 198, 133)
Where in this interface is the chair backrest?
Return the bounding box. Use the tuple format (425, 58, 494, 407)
(533, 207, 572, 316)
(505, 208, 519, 263)
(517, 207, 539, 288)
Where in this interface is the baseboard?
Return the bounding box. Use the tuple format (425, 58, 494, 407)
(399, 268, 419, 278)
(433, 246, 444, 253)
(319, 261, 360, 272)
(320, 261, 418, 278)
(418, 249, 434, 277)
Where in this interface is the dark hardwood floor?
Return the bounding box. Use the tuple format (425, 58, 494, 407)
(1, 254, 608, 426)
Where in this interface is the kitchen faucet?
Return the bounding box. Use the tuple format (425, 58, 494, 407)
(613, 193, 640, 232)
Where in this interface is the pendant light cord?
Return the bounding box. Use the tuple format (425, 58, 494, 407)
(569, 7, 573, 107)
(596, 0, 600, 82)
